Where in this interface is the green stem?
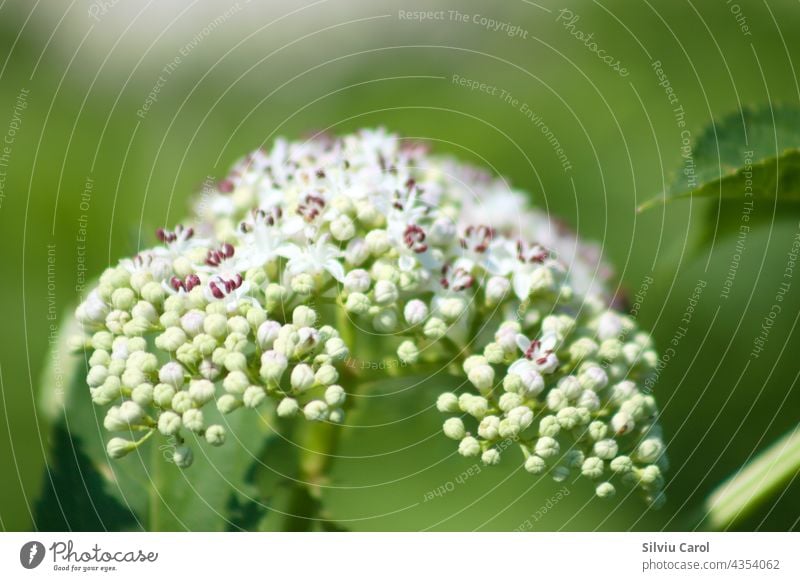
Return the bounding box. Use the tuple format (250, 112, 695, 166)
(148, 433, 161, 531)
(703, 424, 800, 530)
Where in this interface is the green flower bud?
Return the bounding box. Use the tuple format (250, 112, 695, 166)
(423, 317, 447, 339)
(204, 313, 229, 339)
(324, 384, 346, 407)
(107, 437, 136, 459)
(243, 385, 266, 408)
(443, 417, 466, 440)
(205, 424, 226, 446)
(595, 482, 616, 498)
(277, 397, 299, 418)
(216, 394, 241, 414)
(458, 436, 481, 457)
(153, 383, 176, 407)
(525, 455, 546, 474)
(397, 340, 419, 364)
(173, 445, 193, 468)
(182, 408, 204, 432)
(303, 400, 329, 421)
(436, 392, 459, 413)
(581, 456, 604, 479)
(482, 449, 501, 465)
(158, 411, 182, 436)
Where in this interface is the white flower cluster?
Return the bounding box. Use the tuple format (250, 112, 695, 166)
(74, 128, 665, 506)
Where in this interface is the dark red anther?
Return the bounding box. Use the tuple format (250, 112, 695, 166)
(156, 228, 167, 243)
(222, 243, 234, 258)
(209, 281, 224, 299)
(297, 194, 325, 222)
(525, 340, 541, 360)
(170, 276, 183, 291)
(218, 179, 234, 193)
(403, 224, 427, 254)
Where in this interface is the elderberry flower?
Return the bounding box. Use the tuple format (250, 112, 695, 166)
(73, 129, 665, 507)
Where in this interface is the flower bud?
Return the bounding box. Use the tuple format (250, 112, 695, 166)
(303, 400, 329, 421)
(478, 415, 500, 440)
(459, 394, 488, 418)
(467, 364, 495, 393)
(443, 417, 466, 440)
(345, 292, 370, 314)
(205, 424, 226, 446)
(485, 276, 510, 304)
(132, 383, 154, 406)
(636, 438, 664, 463)
(103, 407, 127, 431)
(243, 385, 266, 408)
(324, 384, 346, 407)
(538, 415, 560, 438)
(507, 406, 534, 431)
(158, 362, 184, 387)
(403, 299, 428, 326)
(107, 437, 135, 459)
(173, 445, 194, 468)
(189, 379, 215, 405)
(324, 337, 349, 360)
(397, 340, 419, 364)
(593, 439, 619, 460)
(374, 280, 398, 305)
(290, 364, 315, 392)
(260, 350, 288, 381)
(315, 364, 338, 386)
(292, 305, 317, 327)
(534, 436, 560, 459)
(372, 308, 397, 332)
(216, 394, 241, 414)
(171, 391, 194, 414)
(581, 456, 604, 479)
(182, 408, 204, 432)
(438, 297, 465, 321)
(436, 392, 459, 413)
(458, 436, 481, 457)
(343, 269, 371, 293)
(155, 327, 188, 352)
(330, 215, 355, 241)
(595, 482, 616, 498)
(524, 455, 546, 474)
(365, 230, 391, 255)
(117, 400, 144, 424)
(277, 397, 299, 417)
(158, 411, 182, 436)
(482, 449, 501, 465)
(423, 317, 447, 339)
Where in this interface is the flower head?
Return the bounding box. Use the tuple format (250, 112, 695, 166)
(73, 129, 664, 506)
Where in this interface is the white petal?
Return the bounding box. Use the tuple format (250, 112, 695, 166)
(324, 259, 345, 282)
(512, 271, 532, 300)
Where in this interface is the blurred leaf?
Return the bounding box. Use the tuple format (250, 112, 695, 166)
(34, 425, 138, 531)
(638, 105, 800, 242)
(702, 424, 800, 531)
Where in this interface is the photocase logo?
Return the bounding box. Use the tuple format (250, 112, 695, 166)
(19, 541, 46, 569)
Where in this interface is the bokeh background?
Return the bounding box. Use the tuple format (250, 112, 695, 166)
(1, 0, 799, 531)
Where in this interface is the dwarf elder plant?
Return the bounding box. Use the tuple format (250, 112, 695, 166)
(68, 129, 668, 527)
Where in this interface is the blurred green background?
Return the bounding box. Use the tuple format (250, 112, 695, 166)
(1, 0, 799, 531)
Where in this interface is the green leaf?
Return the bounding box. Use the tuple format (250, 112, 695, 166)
(638, 105, 800, 238)
(36, 315, 274, 531)
(34, 425, 138, 531)
(702, 424, 800, 531)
